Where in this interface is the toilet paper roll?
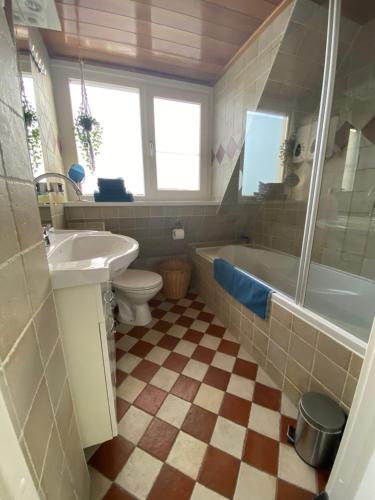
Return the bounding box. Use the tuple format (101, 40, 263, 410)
(172, 228, 185, 240)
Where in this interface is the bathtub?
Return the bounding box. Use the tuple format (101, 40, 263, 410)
(196, 245, 374, 356)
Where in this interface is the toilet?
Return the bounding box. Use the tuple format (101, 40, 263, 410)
(113, 269, 163, 326)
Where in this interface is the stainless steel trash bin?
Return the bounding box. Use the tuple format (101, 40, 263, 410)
(293, 392, 346, 468)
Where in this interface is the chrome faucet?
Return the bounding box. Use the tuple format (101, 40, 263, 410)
(42, 224, 51, 247)
(33, 172, 82, 200)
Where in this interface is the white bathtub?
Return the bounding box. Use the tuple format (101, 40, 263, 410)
(196, 245, 374, 356)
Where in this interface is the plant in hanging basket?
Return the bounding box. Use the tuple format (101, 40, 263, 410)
(74, 106, 103, 173)
(22, 88, 43, 174)
(74, 61, 103, 173)
(279, 133, 296, 170)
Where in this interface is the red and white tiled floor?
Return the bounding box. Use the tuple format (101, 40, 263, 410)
(89, 292, 329, 500)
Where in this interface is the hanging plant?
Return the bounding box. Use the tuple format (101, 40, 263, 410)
(21, 79, 43, 174)
(74, 60, 103, 172)
(279, 133, 296, 171)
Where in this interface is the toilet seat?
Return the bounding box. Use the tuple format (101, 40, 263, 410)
(113, 269, 162, 292)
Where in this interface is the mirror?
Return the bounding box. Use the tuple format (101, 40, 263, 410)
(17, 32, 70, 229)
(17, 49, 46, 177)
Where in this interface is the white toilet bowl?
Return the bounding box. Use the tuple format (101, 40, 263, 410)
(113, 269, 163, 326)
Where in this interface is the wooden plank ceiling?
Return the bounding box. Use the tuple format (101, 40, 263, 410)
(40, 0, 284, 84)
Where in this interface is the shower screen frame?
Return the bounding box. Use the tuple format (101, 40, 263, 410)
(295, 0, 342, 305)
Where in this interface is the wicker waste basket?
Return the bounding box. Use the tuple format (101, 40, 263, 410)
(157, 259, 192, 300)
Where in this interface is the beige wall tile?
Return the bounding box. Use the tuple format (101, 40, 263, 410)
(19, 437, 39, 490)
(229, 305, 242, 332)
(7, 181, 42, 250)
(24, 379, 54, 477)
(292, 316, 318, 346)
(269, 318, 290, 351)
(342, 375, 358, 408)
(253, 326, 269, 355)
(0, 177, 19, 263)
(40, 424, 64, 498)
(0, 256, 31, 359)
(309, 377, 336, 401)
(58, 464, 76, 500)
(56, 380, 74, 445)
(267, 340, 287, 374)
(65, 418, 90, 499)
(46, 341, 67, 409)
(240, 315, 253, 342)
(0, 106, 33, 182)
(252, 345, 266, 368)
(313, 352, 347, 400)
(289, 334, 314, 372)
(83, 206, 102, 219)
(349, 353, 363, 379)
(0, 370, 20, 435)
(23, 243, 51, 312)
(101, 206, 119, 218)
(317, 333, 351, 370)
(254, 314, 270, 334)
(4, 323, 43, 426)
(265, 360, 284, 389)
(241, 305, 254, 322)
(286, 358, 310, 394)
(271, 303, 292, 328)
(34, 294, 59, 364)
(283, 378, 302, 407)
(65, 206, 84, 220)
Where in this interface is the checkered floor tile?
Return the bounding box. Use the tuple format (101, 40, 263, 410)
(89, 292, 330, 499)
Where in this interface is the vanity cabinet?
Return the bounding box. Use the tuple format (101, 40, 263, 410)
(54, 282, 117, 448)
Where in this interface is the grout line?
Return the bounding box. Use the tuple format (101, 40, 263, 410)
(0, 96, 24, 119)
(0, 239, 43, 272)
(1, 287, 53, 368)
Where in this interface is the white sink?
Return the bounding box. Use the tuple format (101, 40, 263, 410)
(47, 231, 139, 289)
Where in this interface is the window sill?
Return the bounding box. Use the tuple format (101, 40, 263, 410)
(63, 200, 220, 207)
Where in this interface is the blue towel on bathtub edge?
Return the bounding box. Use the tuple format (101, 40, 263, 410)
(233, 267, 273, 319)
(213, 258, 273, 319)
(213, 258, 235, 295)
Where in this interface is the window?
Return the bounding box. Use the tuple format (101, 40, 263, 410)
(241, 111, 288, 197)
(57, 61, 211, 200)
(153, 97, 201, 191)
(69, 82, 145, 196)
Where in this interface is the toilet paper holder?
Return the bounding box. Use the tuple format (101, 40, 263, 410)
(172, 221, 185, 240)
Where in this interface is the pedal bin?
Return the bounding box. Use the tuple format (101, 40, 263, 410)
(292, 392, 346, 468)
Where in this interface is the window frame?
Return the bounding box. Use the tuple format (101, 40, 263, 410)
(143, 86, 210, 200)
(68, 78, 146, 196)
(51, 60, 212, 201)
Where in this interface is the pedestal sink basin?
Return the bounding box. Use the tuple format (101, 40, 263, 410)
(47, 230, 139, 289)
